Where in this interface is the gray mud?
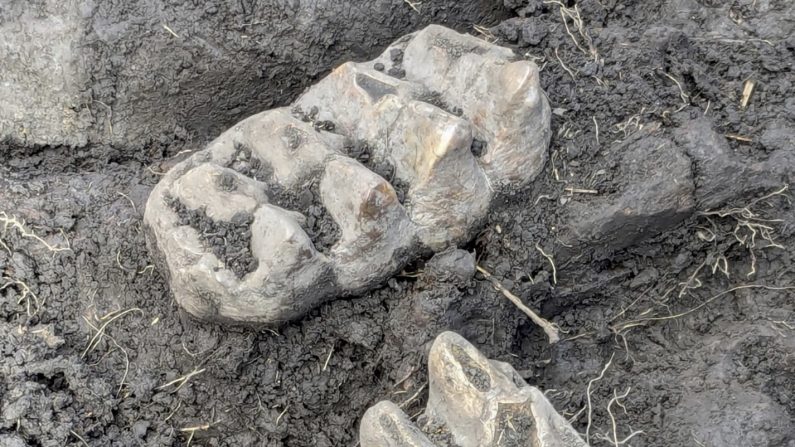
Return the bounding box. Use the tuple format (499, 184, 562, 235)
(0, 0, 506, 151)
(1, 0, 794, 446)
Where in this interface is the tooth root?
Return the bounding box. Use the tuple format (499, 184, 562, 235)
(360, 401, 436, 447)
(319, 157, 415, 291)
(401, 25, 551, 190)
(426, 331, 588, 447)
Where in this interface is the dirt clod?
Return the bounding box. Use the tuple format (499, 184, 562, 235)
(167, 197, 259, 278)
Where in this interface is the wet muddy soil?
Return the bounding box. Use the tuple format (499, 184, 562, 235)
(1, 0, 794, 446)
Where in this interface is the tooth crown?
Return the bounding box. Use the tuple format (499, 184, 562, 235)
(360, 331, 588, 447)
(144, 25, 550, 324)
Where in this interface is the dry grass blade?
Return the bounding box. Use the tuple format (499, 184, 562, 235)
(741, 79, 755, 108)
(159, 367, 207, 392)
(276, 406, 290, 425)
(473, 24, 497, 43)
(70, 430, 90, 447)
(180, 423, 210, 446)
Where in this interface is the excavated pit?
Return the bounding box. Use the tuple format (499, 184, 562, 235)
(1, 1, 794, 446)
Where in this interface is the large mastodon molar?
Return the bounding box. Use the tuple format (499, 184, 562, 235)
(360, 331, 588, 447)
(144, 25, 551, 324)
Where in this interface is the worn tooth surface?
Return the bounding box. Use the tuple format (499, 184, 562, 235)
(383, 100, 491, 249)
(171, 163, 268, 220)
(239, 109, 342, 189)
(245, 205, 336, 322)
(360, 401, 436, 447)
(401, 24, 551, 190)
(144, 25, 551, 324)
(144, 110, 341, 323)
(295, 62, 422, 136)
(358, 332, 587, 447)
(424, 331, 588, 447)
(299, 61, 493, 249)
(320, 157, 416, 292)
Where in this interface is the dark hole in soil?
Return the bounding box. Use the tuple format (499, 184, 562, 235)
(166, 196, 259, 278)
(345, 139, 411, 205)
(32, 372, 68, 392)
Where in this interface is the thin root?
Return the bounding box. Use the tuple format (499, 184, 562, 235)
(180, 423, 210, 447)
(1, 278, 43, 317)
(159, 367, 207, 392)
(614, 284, 795, 333)
(82, 308, 144, 358)
(586, 352, 615, 445)
(403, 0, 421, 13)
(596, 386, 645, 446)
(535, 242, 558, 284)
(0, 211, 71, 254)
